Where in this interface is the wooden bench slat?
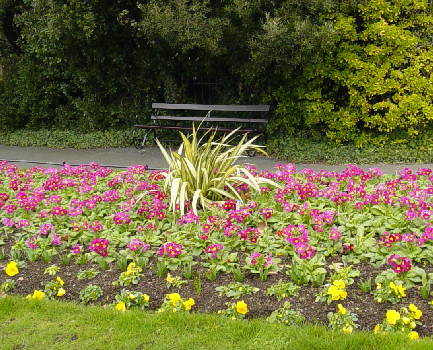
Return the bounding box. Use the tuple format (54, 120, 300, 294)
(134, 125, 260, 133)
(152, 103, 270, 112)
(151, 115, 268, 123)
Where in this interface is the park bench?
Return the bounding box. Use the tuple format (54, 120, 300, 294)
(132, 103, 270, 155)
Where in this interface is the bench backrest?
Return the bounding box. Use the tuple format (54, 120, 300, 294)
(152, 103, 270, 113)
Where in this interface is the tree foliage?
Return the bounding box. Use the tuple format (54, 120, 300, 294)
(295, 0, 433, 145)
(0, 0, 433, 146)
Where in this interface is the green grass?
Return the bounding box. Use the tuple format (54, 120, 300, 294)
(1, 128, 433, 164)
(0, 296, 432, 350)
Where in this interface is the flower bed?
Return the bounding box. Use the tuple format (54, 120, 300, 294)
(1, 160, 433, 339)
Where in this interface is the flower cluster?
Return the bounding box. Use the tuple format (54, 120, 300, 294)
(43, 277, 66, 300)
(317, 280, 347, 304)
(177, 210, 199, 225)
(388, 254, 411, 273)
(26, 290, 45, 301)
(159, 242, 182, 258)
(373, 281, 406, 304)
(282, 224, 315, 259)
(205, 244, 224, 259)
(327, 304, 358, 334)
(127, 239, 149, 253)
(267, 302, 305, 326)
(158, 293, 195, 313)
(113, 263, 143, 286)
(89, 238, 109, 257)
(218, 300, 248, 320)
(113, 212, 131, 225)
(374, 304, 422, 340)
(114, 289, 150, 312)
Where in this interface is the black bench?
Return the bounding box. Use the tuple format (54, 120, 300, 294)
(132, 103, 270, 152)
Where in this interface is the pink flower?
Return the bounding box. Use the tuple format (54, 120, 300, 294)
(40, 223, 55, 235)
(264, 254, 273, 267)
(89, 238, 109, 256)
(250, 252, 262, 265)
(405, 210, 416, 221)
(126, 238, 144, 251)
(113, 212, 131, 225)
(329, 227, 342, 240)
(52, 233, 62, 246)
(26, 235, 38, 250)
(73, 244, 81, 254)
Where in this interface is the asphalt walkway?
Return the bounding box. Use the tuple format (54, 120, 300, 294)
(1, 145, 432, 174)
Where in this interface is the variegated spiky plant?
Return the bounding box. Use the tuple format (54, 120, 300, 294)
(156, 127, 280, 214)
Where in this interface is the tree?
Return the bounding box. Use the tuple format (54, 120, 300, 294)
(296, 0, 433, 145)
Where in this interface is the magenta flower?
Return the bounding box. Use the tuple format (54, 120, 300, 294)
(127, 239, 143, 251)
(202, 223, 211, 233)
(159, 242, 183, 258)
(329, 227, 342, 240)
(2, 218, 15, 227)
(264, 254, 274, 267)
(405, 210, 416, 221)
(26, 235, 38, 250)
(113, 212, 131, 225)
(72, 244, 81, 254)
(388, 254, 411, 273)
(205, 244, 223, 259)
(40, 223, 55, 235)
(251, 252, 262, 265)
(52, 233, 62, 246)
(89, 238, 109, 256)
(68, 207, 83, 217)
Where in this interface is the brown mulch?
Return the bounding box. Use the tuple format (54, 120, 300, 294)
(1, 246, 433, 337)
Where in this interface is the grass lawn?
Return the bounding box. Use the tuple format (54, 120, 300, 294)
(1, 295, 432, 350)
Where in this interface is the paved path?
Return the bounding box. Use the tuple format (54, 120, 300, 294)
(1, 145, 432, 174)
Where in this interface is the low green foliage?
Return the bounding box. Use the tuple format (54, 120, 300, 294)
(267, 302, 305, 326)
(0, 129, 132, 149)
(0, 279, 16, 293)
(114, 289, 150, 311)
(44, 265, 60, 276)
(286, 254, 327, 286)
(3, 128, 433, 165)
(79, 284, 103, 304)
(215, 282, 259, 299)
(266, 280, 300, 301)
(76, 268, 99, 280)
(327, 304, 358, 334)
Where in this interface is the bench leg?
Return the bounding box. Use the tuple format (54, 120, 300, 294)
(132, 128, 151, 149)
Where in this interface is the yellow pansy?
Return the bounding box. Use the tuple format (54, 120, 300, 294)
(409, 304, 422, 320)
(408, 331, 419, 340)
(183, 298, 195, 311)
(115, 302, 126, 312)
(5, 261, 19, 277)
(236, 300, 248, 315)
(337, 304, 346, 315)
(27, 290, 44, 301)
(168, 293, 181, 305)
(57, 288, 65, 297)
(166, 273, 174, 284)
(386, 310, 400, 325)
(333, 280, 345, 289)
